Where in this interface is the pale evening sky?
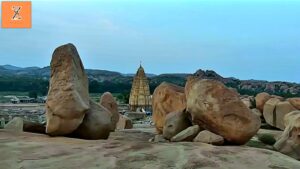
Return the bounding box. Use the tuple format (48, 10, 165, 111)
(0, 0, 299, 82)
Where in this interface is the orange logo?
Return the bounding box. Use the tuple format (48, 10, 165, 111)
(1, 1, 31, 28)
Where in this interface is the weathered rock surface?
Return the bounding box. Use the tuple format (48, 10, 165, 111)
(46, 43, 89, 136)
(4, 117, 23, 132)
(163, 111, 191, 140)
(274, 111, 300, 160)
(99, 92, 119, 131)
(288, 98, 300, 110)
(1, 129, 300, 169)
(194, 130, 224, 145)
(256, 92, 271, 112)
(275, 101, 297, 130)
(72, 100, 112, 140)
(186, 79, 261, 145)
(185, 76, 201, 99)
(117, 115, 133, 130)
(171, 125, 200, 142)
(152, 82, 186, 133)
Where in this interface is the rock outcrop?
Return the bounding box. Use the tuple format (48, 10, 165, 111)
(256, 92, 271, 112)
(274, 111, 300, 160)
(46, 43, 89, 136)
(72, 100, 112, 140)
(163, 111, 191, 140)
(1, 130, 300, 169)
(193, 130, 224, 145)
(186, 79, 261, 145)
(100, 92, 119, 131)
(152, 82, 186, 133)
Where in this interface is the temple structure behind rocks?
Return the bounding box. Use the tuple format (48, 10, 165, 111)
(129, 64, 151, 111)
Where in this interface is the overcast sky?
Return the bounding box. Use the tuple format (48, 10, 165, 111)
(0, 0, 299, 82)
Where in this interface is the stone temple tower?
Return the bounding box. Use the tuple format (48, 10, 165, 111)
(129, 64, 151, 111)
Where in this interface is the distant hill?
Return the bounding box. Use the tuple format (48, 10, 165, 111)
(0, 65, 299, 97)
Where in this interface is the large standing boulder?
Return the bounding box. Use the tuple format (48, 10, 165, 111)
(99, 92, 119, 131)
(152, 82, 186, 134)
(186, 79, 261, 145)
(72, 100, 112, 140)
(288, 98, 300, 110)
(263, 98, 280, 127)
(255, 92, 271, 112)
(163, 111, 191, 140)
(263, 99, 297, 130)
(274, 111, 300, 160)
(46, 43, 90, 136)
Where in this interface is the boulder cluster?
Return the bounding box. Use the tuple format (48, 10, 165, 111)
(45, 43, 129, 139)
(254, 92, 300, 160)
(152, 76, 261, 145)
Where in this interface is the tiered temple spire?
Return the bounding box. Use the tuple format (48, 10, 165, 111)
(129, 64, 151, 111)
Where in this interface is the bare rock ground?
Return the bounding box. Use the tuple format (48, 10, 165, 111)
(0, 129, 300, 169)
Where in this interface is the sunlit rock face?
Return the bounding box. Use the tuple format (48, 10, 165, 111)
(186, 79, 261, 145)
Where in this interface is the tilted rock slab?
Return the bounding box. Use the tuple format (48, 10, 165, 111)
(152, 82, 186, 134)
(193, 130, 224, 146)
(100, 92, 119, 131)
(171, 125, 200, 142)
(72, 100, 112, 140)
(186, 79, 261, 145)
(46, 43, 89, 136)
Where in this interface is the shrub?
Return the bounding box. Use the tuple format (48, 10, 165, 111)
(257, 133, 276, 145)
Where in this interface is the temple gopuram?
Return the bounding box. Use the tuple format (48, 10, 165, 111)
(129, 64, 152, 111)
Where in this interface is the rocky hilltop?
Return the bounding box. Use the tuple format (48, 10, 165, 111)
(0, 65, 299, 97)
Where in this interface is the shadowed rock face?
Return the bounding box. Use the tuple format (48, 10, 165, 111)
(186, 79, 261, 145)
(71, 100, 112, 140)
(1, 130, 300, 169)
(152, 82, 186, 133)
(100, 92, 120, 131)
(163, 111, 191, 140)
(46, 43, 89, 136)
